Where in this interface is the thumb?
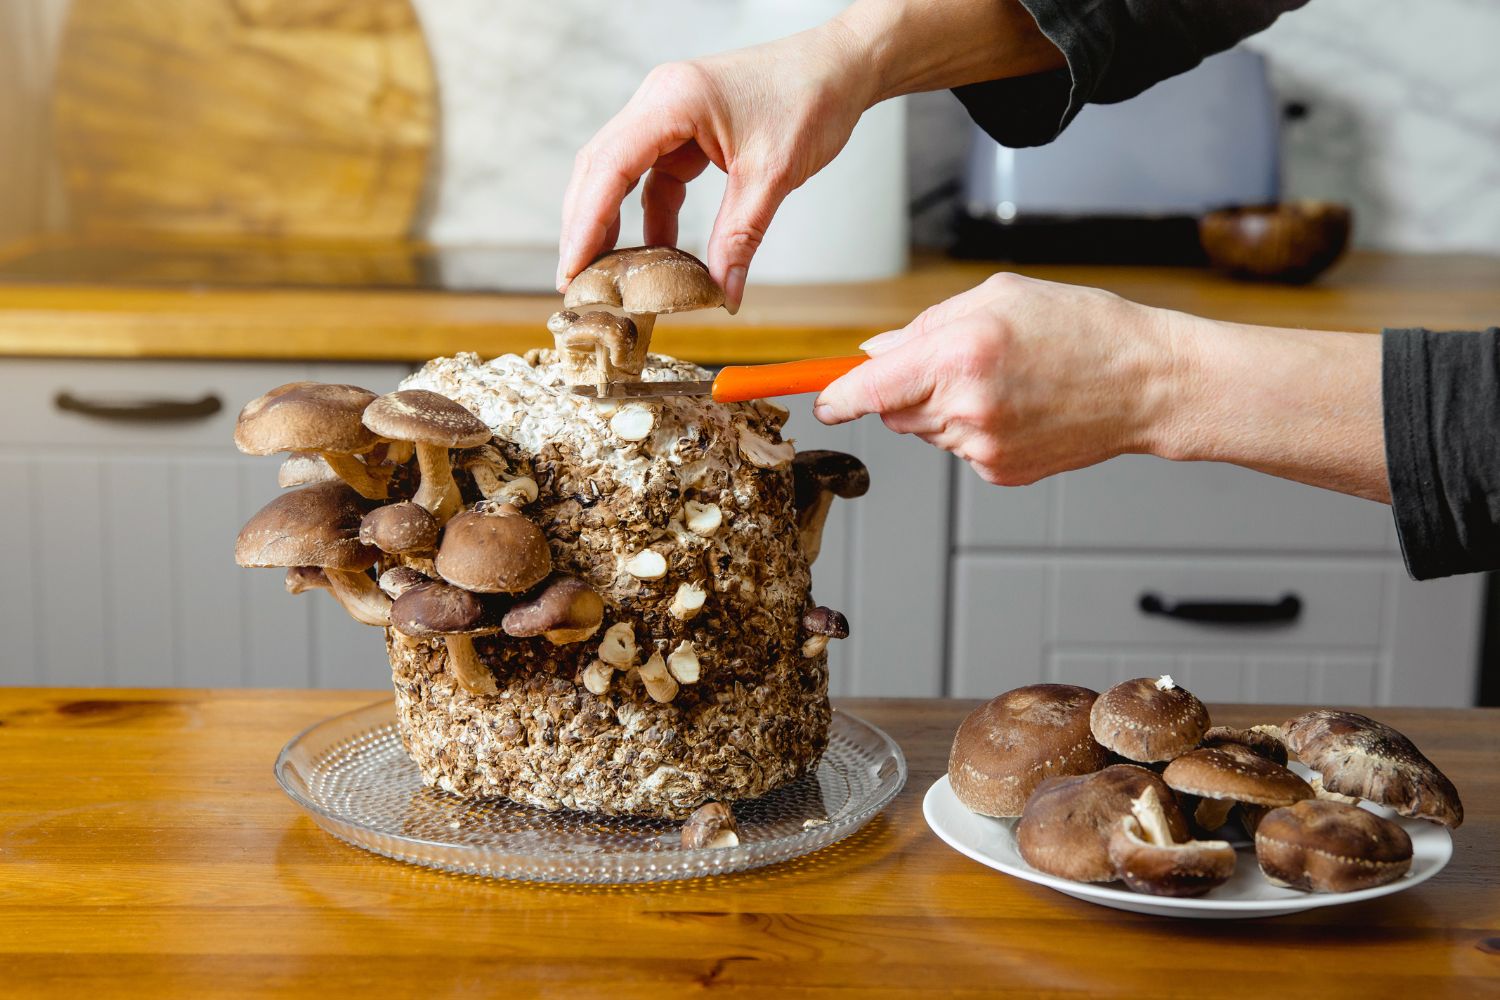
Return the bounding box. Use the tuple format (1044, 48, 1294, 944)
(705, 170, 787, 314)
(813, 337, 937, 426)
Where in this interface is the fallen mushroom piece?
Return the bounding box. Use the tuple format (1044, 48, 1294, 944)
(1108, 790, 1236, 897)
(235, 481, 389, 626)
(362, 389, 491, 525)
(235, 382, 388, 499)
(637, 650, 678, 703)
(792, 450, 871, 564)
(623, 548, 668, 580)
(389, 580, 502, 696)
(683, 500, 722, 537)
(550, 310, 645, 388)
(359, 501, 439, 557)
(666, 640, 700, 684)
(1163, 744, 1313, 832)
(435, 508, 553, 594)
(278, 452, 340, 489)
(1281, 709, 1463, 829)
(949, 684, 1110, 818)
(738, 427, 795, 469)
(564, 245, 725, 363)
(669, 581, 707, 620)
(800, 606, 849, 658)
(1254, 799, 1413, 893)
(581, 658, 614, 696)
(1089, 675, 1210, 763)
(681, 802, 739, 849)
(378, 565, 430, 599)
(597, 622, 637, 667)
(1201, 725, 1288, 766)
(1017, 765, 1189, 882)
(502, 575, 605, 644)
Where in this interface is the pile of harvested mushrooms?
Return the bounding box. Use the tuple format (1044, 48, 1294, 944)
(949, 677, 1462, 896)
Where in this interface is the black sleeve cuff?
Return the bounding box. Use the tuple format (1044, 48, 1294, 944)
(1383, 327, 1500, 580)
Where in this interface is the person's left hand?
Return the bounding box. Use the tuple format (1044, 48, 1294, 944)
(813, 272, 1184, 485)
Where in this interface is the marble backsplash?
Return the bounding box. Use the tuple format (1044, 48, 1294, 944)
(399, 1, 1500, 256)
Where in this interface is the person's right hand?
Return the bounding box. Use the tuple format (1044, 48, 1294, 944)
(556, 22, 874, 311)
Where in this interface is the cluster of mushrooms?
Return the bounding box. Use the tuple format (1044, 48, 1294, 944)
(232, 246, 866, 712)
(949, 677, 1463, 896)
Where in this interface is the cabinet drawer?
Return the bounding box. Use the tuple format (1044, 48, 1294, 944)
(958, 455, 1395, 552)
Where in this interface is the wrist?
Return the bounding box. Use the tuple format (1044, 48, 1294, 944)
(1132, 306, 1216, 464)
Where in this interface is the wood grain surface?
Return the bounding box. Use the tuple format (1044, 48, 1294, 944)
(0, 688, 1494, 998)
(52, 0, 434, 241)
(0, 251, 1498, 365)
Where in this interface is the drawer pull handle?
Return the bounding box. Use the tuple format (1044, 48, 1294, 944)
(1139, 592, 1302, 626)
(55, 391, 223, 423)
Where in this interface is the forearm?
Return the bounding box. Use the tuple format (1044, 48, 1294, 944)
(1151, 314, 1390, 503)
(829, 0, 1065, 105)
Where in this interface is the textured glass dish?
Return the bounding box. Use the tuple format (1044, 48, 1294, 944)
(275, 698, 906, 883)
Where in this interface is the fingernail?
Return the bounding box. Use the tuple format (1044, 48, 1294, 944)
(813, 402, 838, 424)
(859, 329, 905, 354)
(725, 266, 747, 315)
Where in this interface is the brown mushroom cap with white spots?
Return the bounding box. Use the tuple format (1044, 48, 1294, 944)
(1281, 709, 1463, 829)
(362, 390, 491, 526)
(949, 684, 1110, 818)
(501, 575, 605, 645)
(1016, 764, 1189, 882)
(235, 382, 389, 498)
(1163, 744, 1313, 831)
(1202, 725, 1288, 766)
(563, 245, 725, 315)
(435, 509, 553, 594)
(359, 501, 440, 556)
(378, 565, 431, 599)
(390, 580, 502, 695)
(1089, 675, 1210, 763)
(1254, 798, 1413, 893)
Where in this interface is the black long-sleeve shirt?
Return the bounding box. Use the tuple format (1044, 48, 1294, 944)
(953, 0, 1499, 580)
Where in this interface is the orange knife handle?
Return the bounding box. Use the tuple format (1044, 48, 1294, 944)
(711, 355, 867, 404)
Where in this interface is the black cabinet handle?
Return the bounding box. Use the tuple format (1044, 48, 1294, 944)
(1139, 592, 1302, 626)
(55, 391, 223, 423)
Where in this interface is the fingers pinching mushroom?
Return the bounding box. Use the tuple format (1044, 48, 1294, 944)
(501, 576, 605, 645)
(791, 451, 870, 564)
(949, 684, 1110, 818)
(1016, 764, 1189, 883)
(548, 310, 643, 391)
(1281, 709, 1463, 828)
(801, 606, 849, 657)
(1162, 744, 1313, 832)
(362, 390, 491, 526)
(359, 501, 440, 557)
(1254, 799, 1413, 893)
(390, 580, 502, 696)
(1107, 789, 1236, 897)
(563, 245, 725, 368)
(1089, 675, 1210, 763)
(435, 508, 553, 595)
(235, 382, 390, 499)
(235, 481, 389, 626)
(681, 802, 739, 849)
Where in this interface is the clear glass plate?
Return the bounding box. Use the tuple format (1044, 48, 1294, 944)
(275, 698, 906, 884)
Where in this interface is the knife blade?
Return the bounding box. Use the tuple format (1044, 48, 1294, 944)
(569, 355, 866, 404)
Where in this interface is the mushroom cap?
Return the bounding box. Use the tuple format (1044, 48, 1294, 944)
(390, 580, 500, 638)
(793, 450, 871, 505)
(549, 310, 643, 371)
(378, 565, 430, 599)
(1281, 709, 1463, 829)
(235, 481, 377, 571)
(949, 684, 1110, 818)
(1016, 764, 1189, 882)
(1089, 676, 1210, 762)
(359, 502, 440, 555)
(563, 245, 724, 314)
(435, 509, 553, 594)
(235, 382, 379, 456)
(361, 389, 491, 448)
(501, 575, 605, 642)
(1254, 799, 1413, 893)
(1108, 816, 1236, 898)
(801, 606, 850, 639)
(1163, 745, 1313, 808)
(1202, 725, 1288, 766)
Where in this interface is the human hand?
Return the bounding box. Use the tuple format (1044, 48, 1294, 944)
(813, 273, 1183, 485)
(556, 22, 873, 311)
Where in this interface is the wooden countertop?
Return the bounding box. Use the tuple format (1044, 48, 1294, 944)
(1, 250, 1498, 364)
(1, 688, 1494, 998)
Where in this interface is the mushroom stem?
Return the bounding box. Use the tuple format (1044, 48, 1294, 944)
(411, 441, 464, 525)
(627, 312, 656, 364)
(324, 568, 393, 626)
(796, 490, 835, 564)
(443, 636, 499, 695)
(1194, 797, 1234, 832)
(320, 452, 390, 500)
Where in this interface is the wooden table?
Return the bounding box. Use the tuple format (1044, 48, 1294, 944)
(1, 247, 1497, 364)
(1, 689, 1496, 997)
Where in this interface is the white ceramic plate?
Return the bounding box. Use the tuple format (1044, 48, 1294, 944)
(922, 765, 1453, 919)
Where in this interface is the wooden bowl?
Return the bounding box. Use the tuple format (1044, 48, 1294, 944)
(1198, 202, 1352, 284)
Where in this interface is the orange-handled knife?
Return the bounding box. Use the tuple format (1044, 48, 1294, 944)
(569, 355, 866, 403)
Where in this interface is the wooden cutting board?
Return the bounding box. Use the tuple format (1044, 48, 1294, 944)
(52, 0, 435, 241)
